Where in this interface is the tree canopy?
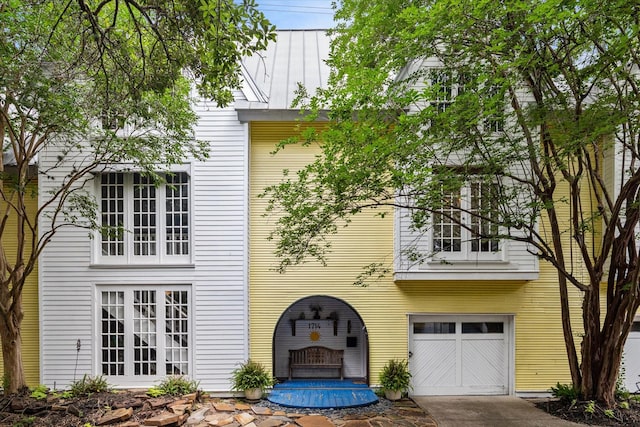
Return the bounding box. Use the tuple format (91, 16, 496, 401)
(0, 0, 275, 394)
(264, 0, 640, 406)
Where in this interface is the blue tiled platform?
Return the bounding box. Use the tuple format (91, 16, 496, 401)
(267, 379, 379, 408)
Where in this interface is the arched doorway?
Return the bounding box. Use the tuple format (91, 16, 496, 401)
(272, 295, 370, 384)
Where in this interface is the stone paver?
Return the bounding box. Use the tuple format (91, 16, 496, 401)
(342, 420, 372, 427)
(235, 412, 256, 425)
(214, 401, 238, 412)
(296, 415, 336, 427)
(256, 419, 285, 427)
(252, 405, 273, 415)
(95, 407, 134, 425)
(144, 411, 181, 426)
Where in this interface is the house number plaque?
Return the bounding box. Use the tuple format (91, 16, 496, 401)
(293, 319, 337, 337)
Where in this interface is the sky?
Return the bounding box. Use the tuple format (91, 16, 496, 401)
(255, 0, 336, 30)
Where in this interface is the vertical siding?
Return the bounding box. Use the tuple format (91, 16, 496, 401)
(250, 121, 584, 392)
(38, 101, 248, 391)
(0, 181, 40, 386)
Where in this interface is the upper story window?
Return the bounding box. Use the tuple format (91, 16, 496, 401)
(429, 70, 504, 133)
(431, 70, 454, 114)
(432, 179, 501, 261)
(485, 85, 505, 132)
(98, 171, 191, 265)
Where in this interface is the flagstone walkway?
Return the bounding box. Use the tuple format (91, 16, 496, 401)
(111, 394, 438, 426)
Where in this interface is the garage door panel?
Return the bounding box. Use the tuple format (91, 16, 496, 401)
(410, 315, 511, 396)
(462, 339, 505, 389)
(623, 322, 640, 392)
(412, 339, 457, 393)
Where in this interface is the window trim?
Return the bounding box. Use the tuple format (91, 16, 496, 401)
(94, 284, 193, 386)
(92, 167, 194, 266)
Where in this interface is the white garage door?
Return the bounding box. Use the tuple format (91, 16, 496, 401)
(409, 315, 512, 395)
(623, 320, 640, 393)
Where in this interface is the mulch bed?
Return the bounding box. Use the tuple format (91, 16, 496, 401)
(0, 390, 182, 426)
(535, 397, 640, 426)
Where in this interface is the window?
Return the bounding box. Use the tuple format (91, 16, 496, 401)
(430, 70, 453, 114)
(432, 179, 501, 260)
(485, 85, 505, 132)
(429, 69, 505, 133)
(461, 322, 504, 334)
(100, 286, 190, 381)
(99, 171, 190, 264)
(414, 322, 456, 334)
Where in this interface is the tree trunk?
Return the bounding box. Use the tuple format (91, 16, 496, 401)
(546, 207, 582, 388)
(0, 301, 26, 395)
(580, 274, 637, 407)
(581, 326, 622, 407)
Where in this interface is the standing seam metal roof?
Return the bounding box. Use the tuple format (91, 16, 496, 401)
(238, 30, 332, 112)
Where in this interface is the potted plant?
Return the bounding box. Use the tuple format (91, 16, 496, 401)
(379, 359, 411, 400)
(230, 360, 275, 400)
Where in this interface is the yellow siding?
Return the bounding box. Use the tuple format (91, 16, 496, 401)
(250, 121, 584, 392)
(0, 180, 40, 386)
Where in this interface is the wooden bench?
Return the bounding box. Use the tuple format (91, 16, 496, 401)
(288, 346, 344, 380)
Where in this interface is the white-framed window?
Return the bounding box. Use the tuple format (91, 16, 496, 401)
(430, 69, 454, 114)
(99, 285, 191, 382)
(432, 179, 501, 261)
(429, 69, 504, 133)
(485, 85, 505, 133)
(98, 171, 191, 265)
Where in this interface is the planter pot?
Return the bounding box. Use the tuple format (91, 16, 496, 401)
(384, 389, 402, 401)
(244, 388, 263, 400)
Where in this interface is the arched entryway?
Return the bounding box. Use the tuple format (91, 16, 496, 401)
(272, 295, 370, 384)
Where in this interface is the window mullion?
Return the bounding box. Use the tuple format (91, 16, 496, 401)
(462, 185, 471, 257)
(158, 182, 166, 263)
(125, 174, 134, 264)
(123, 290, 134, 377)
(158, 289, 167, 377)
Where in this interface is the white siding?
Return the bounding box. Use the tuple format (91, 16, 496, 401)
(39, 101, 249, 391)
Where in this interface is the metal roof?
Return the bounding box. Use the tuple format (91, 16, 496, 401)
(237, 30, 331, 119)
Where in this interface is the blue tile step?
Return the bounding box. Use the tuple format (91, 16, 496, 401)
(267, 379, 379, 408)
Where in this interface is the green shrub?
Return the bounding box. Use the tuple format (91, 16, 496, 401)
(13, 415, 36, 427)
(379, 359, 411, 392)
(550, 382, 579, 402)
(30, 385, 49, 400)
(55, 390, 73, 399)
(585, 400, 596, 414)
(615, 361, 630, 400)
(230, 360, 274, 392)
(147, 376, 200, 397)
(69, 375, 110, 396)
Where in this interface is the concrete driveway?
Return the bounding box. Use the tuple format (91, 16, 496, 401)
(413, 396, 585, 427)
